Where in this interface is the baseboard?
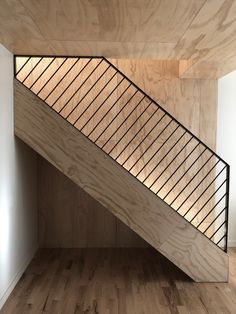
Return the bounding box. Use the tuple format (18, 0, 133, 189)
(0, 245, 38, 310)
(228, 240, 236, 247)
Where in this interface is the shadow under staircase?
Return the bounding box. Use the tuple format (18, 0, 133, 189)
(13, 56, 229, 282)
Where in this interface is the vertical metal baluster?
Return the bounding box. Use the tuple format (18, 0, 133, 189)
(203, 206, 226, 234)
(53, 58, 93, 109)
(100, 90, 139, 148)
(216, 235, 226, 246)
(210, 221, 226, 240)
(162, 148, 207, 201)
(94, 83, 132, 143)
(120, 108, 166, 166)
(95, 84, 138, 143)
(224, 165, 230, 252)
(135, 125, 180, 178)
(36, 58, 67, 96)
(107, 101, 153, 155)
(66, 62, 111, 120)
(15, 56, 230, 251)
(142, 130, 187, 184)
(104, 95, 146, 153)
(78, 70, 118, 130)
(55, 58, 101, 112)
(187, 179, 227, 221)
(22, 57, 43, 84)
(148, 136, 194, 190)
(128, 119, 173, 172)
(197, 194, 227, 229)
(155, 142, 201, 195)
(15, 57, 31, 77)
(176, 160, 220, 212)
(115, 107, 159, 163)
(169, 154, 214, 206)
(86, 76, 125, 137)
(44, 58, 80, 102)
(29, 58, 56, 89)
(182, 173, 226, 219)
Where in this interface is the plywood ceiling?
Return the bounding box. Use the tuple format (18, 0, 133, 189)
(1, 0, 236, 78)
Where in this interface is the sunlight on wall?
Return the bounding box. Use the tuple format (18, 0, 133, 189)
(15, 57, 28, 73)
(218, 71, 236, 247)
(0, 44, 38, 310)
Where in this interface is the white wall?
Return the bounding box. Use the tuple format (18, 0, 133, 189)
(218, 71, 236, 247)
(0, 44, 38, 309)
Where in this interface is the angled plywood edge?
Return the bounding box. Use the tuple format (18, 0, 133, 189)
(14, 79, 228, 282)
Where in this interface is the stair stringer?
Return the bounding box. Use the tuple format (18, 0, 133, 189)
(14, 79, 228, 282)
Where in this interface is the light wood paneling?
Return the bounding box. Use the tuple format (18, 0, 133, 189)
(17, 58, 219, 247)
(114, 60, 219, 228)
(174, 0, 236, 60)
(2, 0, 236, 77)
(180, 51, 236, 79)
(48, 40, 175, 59)
(14, 80, 228, 282)
(159, 223, 228, 282)
(177, 0, 236, 78)
(0, 0, 204, 58)
(116, 60, 201, 138)
(20, 0, 204, 43)
(14, 80, 183, 249)
(38, 157, 148, 248)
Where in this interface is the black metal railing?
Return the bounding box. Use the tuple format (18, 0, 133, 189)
(14, 56, 230, 252)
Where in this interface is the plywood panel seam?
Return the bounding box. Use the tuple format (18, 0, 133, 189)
(174, 0, 207, 57)
(14, 79, 228, 281)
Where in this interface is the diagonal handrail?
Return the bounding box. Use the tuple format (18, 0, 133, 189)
(14, 55, 230, 252)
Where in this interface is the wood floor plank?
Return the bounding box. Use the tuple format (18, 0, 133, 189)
(1, 248, 236, 314)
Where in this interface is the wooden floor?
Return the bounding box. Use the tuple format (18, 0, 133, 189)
(1, 248, 236, 314)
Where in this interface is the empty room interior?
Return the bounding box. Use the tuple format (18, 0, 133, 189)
(1, 1, 236, 313)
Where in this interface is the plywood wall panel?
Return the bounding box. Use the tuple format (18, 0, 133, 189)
(19, 0, 205, 44)
(15, 80, 228, 282)
(38, 157, 148, 248)
(35, 59, 218, 248)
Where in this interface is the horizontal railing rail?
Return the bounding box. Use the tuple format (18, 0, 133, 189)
(14, 55, 230, 252)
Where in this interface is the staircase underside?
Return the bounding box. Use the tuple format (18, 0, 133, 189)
(14, 79, 228, 282)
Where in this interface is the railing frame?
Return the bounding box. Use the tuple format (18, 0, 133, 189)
(14, 55, 230, 252)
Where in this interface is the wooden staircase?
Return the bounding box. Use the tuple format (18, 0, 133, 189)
(14, 79, 228, 282)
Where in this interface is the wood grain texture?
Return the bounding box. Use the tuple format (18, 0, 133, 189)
(14, 80, 183, 249)
(20, 0, 204, 43)
(0, 0, 204, 58)
(180, 52, 236, 79)
(38, 157, 148, 248)
(18, 58, 220, 249)
(2, 248, 236, 314)
(114, 60, 219, 229)
(177, 0, 236, 78)
(2, 0, 236, 77)
(159, 223, 228, 282)
(14, 80, 228, 282)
